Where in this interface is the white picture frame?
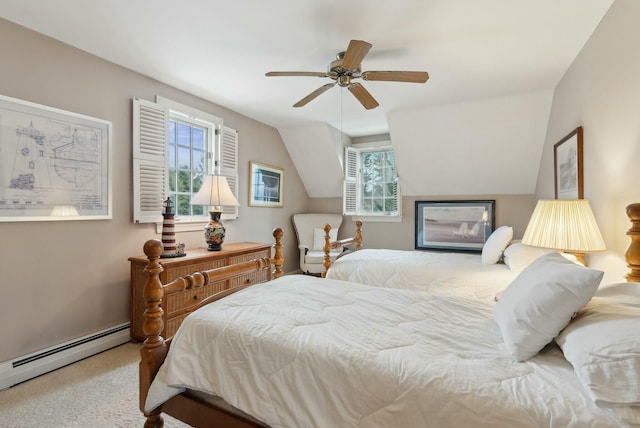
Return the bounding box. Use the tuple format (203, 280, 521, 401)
(0, 94, 112, 221)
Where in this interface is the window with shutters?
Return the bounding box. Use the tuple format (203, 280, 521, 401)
(168, 116, 211, 217)
(343, 145, 401, 221)
(133, 97, 239, 231)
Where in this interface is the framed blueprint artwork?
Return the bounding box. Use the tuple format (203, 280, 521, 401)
(0, 94, 112, 221)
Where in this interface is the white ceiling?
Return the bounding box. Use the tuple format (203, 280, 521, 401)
(0, 0, 614, 138)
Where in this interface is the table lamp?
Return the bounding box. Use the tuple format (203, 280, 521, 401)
(522, 199, 606, 265)
(191, 174, 239, 251)
(50, 205, 79, 217)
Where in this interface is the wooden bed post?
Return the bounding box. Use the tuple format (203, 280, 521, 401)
(140, 239, 168, 428)
(322, 223, 333, 278)
(320, 220, 364, 278)
(137, 232, 284, 428)
(272, 227, 284, 278)
(625, 203, 640, 282)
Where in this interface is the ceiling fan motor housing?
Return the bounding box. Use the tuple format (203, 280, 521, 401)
(329, 57, 362, 86)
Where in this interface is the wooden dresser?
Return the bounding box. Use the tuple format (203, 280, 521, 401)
(129, 242, 272, 341)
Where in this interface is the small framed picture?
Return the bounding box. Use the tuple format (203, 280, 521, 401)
(415, 200, 495, 252)
(249, 161, 284, 208)
(554, 126, 583, 199)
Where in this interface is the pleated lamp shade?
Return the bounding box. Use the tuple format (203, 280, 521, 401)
(50, 205, 79, 217)
(522, 199, 606, 257)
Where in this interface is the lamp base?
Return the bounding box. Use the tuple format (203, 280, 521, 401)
(204, 210, 226, 251)
(566, 251, 586, 266)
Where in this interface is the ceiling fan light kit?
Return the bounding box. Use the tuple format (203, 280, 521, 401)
(266, 39, 429, 110)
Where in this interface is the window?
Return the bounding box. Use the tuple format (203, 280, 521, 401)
(132, 97, 238, 228)
(168, 117, 209, 217)
(343, 145, 401, 220)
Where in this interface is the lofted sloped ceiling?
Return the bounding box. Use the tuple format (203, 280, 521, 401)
(279, 123, 348, 198)
(285, 88, 554, 198)
(389, 89, 554, 196)
(0, 0, 615, 198)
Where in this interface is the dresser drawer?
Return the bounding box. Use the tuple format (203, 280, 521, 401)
(129, 242, 272, 341)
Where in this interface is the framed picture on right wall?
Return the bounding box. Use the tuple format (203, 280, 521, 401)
(554, 126, 583, 199)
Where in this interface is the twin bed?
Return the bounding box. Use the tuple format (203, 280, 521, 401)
(139, 206, 640, 427)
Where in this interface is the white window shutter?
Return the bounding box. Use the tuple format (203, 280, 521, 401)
(219, 125, 239, 219)
(391, 177, 400, 214)
(343, 181, 358, 215)
(133, 98, 168, 223)
(390, 153, 400, 214)
(345, 146, 359, 180)
(343, 146, 359, 215)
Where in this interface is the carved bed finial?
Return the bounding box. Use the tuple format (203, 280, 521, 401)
(355, 220, 363, 251)
(272, 227, 284, 278)
(323, 223, 333, 277)
(625, 203, 640, 282)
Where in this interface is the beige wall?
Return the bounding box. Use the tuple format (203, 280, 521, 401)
(534, 0, 640, 284)
(0, 19, 309, 362)
(309, 194, 535, 250)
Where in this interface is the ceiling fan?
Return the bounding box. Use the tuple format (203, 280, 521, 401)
(265, 39, 429, 110)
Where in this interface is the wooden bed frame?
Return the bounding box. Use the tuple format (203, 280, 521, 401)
(321, 219, 363, 277)
(139, 204, 640, 427)
(139, 228, 284, 428)
(138, 221, 360, 427)
(626, 203, 640, 281)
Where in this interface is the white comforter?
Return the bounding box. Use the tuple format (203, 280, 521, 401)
(146, 275, 633, 427)
(326, 249, 518, 300)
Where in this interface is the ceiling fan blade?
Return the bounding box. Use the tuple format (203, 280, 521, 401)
(293, 82, 337, 107)
(266, 71, 329, 78)
(362, 71, 429, 83)
(341, 40, 372, 70)
(348, 83, 379, 110)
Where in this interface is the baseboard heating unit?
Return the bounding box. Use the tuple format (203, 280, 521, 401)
(0, 322, 130, 390)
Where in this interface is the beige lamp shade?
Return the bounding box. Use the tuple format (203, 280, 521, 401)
(522, 199, 606, 252)
(191, 175, 239, 251)
(191, 175, 239, 209)
(50, 205, 79, 217)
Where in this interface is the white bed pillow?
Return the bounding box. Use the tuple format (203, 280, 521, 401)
(481, 225, 513, 265)
(503, 242, 553, 271)
(312, 227, 338, 251)
(503, 243, 581, 271)
(555, 283, 640, 406)
(494, 252, 603, 361)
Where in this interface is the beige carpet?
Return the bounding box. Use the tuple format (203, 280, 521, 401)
(0, 343, 190, 428)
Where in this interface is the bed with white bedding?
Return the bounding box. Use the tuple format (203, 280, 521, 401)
(145, 273, 638, 427)
(324, 225, 532, 298)
(325, 248, 520, 300)
(324, 222, 572, 300)
(139, 218, 640, 428)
